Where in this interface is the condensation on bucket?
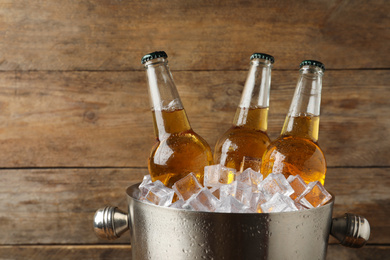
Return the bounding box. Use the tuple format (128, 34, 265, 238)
(127, 184, 333, 260)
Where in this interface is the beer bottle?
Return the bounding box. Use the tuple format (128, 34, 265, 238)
(214, 53, 274, 171)
(142, 51, 213, 187)
(261, 60, 326, 184)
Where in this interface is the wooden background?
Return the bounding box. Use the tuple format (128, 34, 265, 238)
(0, 0, 389, 259)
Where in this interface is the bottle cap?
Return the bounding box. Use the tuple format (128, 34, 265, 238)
(300, 60, 325, 71)
(250, 53, 275, 64)
(141, 51, 168, 64)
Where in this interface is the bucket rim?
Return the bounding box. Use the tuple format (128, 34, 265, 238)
(126, 182, 334, 215)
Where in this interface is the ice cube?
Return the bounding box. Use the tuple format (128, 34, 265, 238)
(258, 173, 294, 198)
(296, 181, 332, 208)
(143, 180, 175, 207)
(260, 193, 298, 213)
(169, 199, 185, 209)
(287, 175, 307, 201)
(172, 173, 203, 201)
(139, 175, 153, 198)
(239, 156, 262, 173)
(236, 168, 263, 191)
(209, 186, 220, 199)
(250, 191, 268, 213)
(204, 164, 236, 187)
(183, 188, 220, 212)
(220, 181, 252, 206)
(216, 196, 252, 213)
(294, 201, 310, 211)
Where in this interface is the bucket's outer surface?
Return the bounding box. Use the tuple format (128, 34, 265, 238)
(126, 184, 334, 260)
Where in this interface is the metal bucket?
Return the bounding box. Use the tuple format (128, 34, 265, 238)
(94, 183, 370, 260)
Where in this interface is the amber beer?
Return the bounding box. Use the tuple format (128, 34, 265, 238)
(142, 51, 213, 187)
(214, 53, 274, 171)
(149, 109, 213, 187)
(261, 60, 326, 184)
(214, 107, 270, 171)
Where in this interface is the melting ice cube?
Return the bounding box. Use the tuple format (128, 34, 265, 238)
(143, 180, 175, 207)
(296, 181, 332, 208)
(172, 173, 203, 201)
(258, 173, 294, 198)
(139, 175, 153, 198)
(287, 175, 307, 201)
(250, 191, 268, 213)
(236, 168, 263, 191)
(204, 164, 236, 187)
(260, 193, 298, 213)
(169, 199, 186, 209)
(183, 188, 221, 212)
(220, 181, 252, 206)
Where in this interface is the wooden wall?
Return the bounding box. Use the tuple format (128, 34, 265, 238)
(0, 0, 389, 259)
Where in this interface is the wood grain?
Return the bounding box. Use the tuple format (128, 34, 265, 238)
(0, 1, 388, 259)
(0, 245, 132, 260)
(0, 70, 388, 167)
(0, 245, 388, 260)
(1, 167, 388, 245)
(326, 245, 390, 260)
(0, 0, 388, 71)
(326, 168, 390, 245)
(0, 168, 146, 245)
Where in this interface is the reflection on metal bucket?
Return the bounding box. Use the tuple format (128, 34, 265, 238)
(94, 183, 370, 260)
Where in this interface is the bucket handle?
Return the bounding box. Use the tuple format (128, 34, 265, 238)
(331, 213, 370, 248)
(93, 206, 129, 240)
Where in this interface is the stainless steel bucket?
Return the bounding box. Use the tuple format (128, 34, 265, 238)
(94, 183, 370, 260)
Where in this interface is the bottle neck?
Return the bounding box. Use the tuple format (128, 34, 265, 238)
(144, 58, 191, 139)
(233, 58, 272, 131)
(281, 66, 324, 142)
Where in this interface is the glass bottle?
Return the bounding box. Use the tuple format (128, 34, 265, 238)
(213, 53, 273, 172)
(261, 60, 326, 184)
(142, 51, 213, 187)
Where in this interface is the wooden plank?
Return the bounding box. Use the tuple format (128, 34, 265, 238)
(326, 245, 390, 260)
(0, 245, 132, 260)
(326, 168, 390, 245)
(0, 245, 388, 260)
(0, 167, 388, 245)
(0, 168, 147, 245)
(0, 0, 388, 71)
(0, 70, 388, 167)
